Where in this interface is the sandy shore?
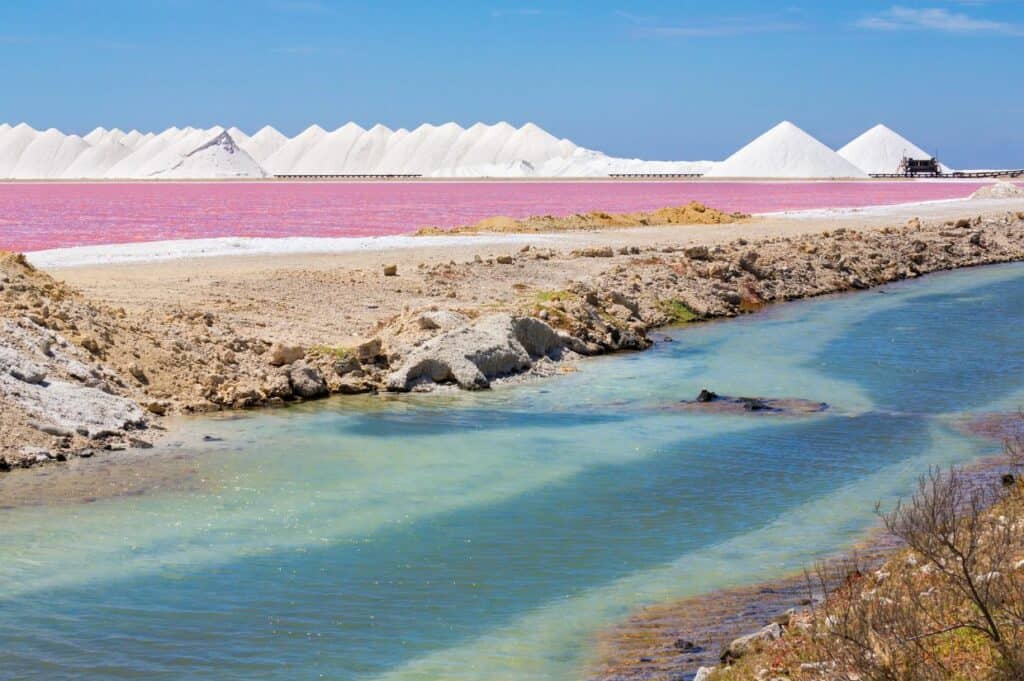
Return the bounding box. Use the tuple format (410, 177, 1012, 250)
(47, 198, 1023, 347)
(2, 196, 1023, 471)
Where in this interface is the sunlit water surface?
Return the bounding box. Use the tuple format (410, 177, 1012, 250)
(2, 264, 1024, 680)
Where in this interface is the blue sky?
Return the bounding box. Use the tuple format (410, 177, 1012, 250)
(1, 1, 1022, 167)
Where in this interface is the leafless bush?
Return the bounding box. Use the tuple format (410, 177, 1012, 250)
(807, 456, 1024, 680)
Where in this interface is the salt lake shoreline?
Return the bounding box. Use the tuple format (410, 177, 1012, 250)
(2, 197, 1024, 475)
(2, 196, 1024, 681)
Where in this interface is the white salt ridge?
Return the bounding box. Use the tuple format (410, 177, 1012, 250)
(262, 124, 328, 175)
(838, 124, 943, 175)
(0, 120, 702, 179)
(706, 121, 868, 179)
(431, 147, 714, 178)
(61, 139, 133, 178)
(11, 128, 91, 179)
(0, 123, 41, 176)
(240, 125, 288, 163)
(6, 118, 969, 180)
(130, 127, 226, 178)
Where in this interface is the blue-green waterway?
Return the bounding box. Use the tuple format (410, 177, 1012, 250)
(2, 263, 1024, 681)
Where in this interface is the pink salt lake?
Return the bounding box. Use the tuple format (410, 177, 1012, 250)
(0, 180, 1011, 253)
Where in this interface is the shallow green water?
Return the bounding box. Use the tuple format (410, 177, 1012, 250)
(2, 263, 1024, 681)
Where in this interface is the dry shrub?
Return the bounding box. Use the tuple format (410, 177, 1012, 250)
(807, 433, 1024, 680)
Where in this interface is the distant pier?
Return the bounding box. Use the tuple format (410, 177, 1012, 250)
(869, 169, 1024, 179)
(608, 173, 704, 178)
(274, 173, 423, 180)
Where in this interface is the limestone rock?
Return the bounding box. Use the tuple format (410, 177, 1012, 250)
(720, 622, 784, 663)
(12, 378, 146, 439)
(287, 362, 328, 399)
(694, 667, 715, 681)
(386, 314, 567, 391)
(332, 354, 361, 376)
(355, 337, 382, 362)
(268, 343, 305, 367)
(0, 346, 46, 385)
(417, 309, 469, 331)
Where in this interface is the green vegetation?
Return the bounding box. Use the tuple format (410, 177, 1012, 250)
(658, 299, 701, 324)
(309, 344, 353, 360)
(535, 289, 575, 304)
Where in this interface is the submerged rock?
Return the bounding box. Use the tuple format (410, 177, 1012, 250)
(679, 390, 828, 416)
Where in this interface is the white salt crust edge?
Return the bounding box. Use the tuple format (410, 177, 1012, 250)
(25, 234, 557, 269)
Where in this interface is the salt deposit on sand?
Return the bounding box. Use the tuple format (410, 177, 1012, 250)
(705, 121, 868, 179)
(970, 181, 1024, 199)
(838, 124, 947, 175)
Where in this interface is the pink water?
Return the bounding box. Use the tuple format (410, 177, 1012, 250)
(0, 181, 1009, 252)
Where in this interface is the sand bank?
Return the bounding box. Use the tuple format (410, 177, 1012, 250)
(2, 196, 1023, 470)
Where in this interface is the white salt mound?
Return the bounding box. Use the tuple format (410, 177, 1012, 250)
(150, 131, 267, 179)
(262, 124, 328, 175)
(970, 181, 1024, 200)
(705, 121, 867, 179)
(11, 129, 91, 179)
(239, 125, 288, 163)
(0, 123, 41, 176)
(838, 124, 938, 175)
(61, 139, 133, 178)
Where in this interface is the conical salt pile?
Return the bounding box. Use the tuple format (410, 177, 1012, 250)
(838, 124, 935, 175)
(705, 121, 867, 178)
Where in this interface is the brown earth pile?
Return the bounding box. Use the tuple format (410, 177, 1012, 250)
(416, 201, 749, 234)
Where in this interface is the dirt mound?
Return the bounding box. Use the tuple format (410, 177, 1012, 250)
(970, 181, 1024, 200)
(416, 201, 748, 235)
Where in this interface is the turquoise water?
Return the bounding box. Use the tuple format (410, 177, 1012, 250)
(2, 263, 1024, 681)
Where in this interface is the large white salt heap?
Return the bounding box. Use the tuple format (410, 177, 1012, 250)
(706, 121, 868, 179)
(838, 124, 941, 175)
(240, 125, 288, 163)
(10, 128, 91, 179)
(151, 130, 267, 179)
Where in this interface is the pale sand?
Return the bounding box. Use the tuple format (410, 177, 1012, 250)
(51, 197, 1024, 349)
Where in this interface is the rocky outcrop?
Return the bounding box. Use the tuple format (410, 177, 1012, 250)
(385, 313, 569, 391)
(5, 209, 1024, 471)
(719, 622, 784, 664)
(288, 362, 328, 398)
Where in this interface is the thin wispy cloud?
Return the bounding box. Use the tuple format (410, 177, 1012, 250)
(614, 10, 656, 25)
(640, 16, 805, 38)
(490, 8, 545, 18)
(856, 6, 1024, 35)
